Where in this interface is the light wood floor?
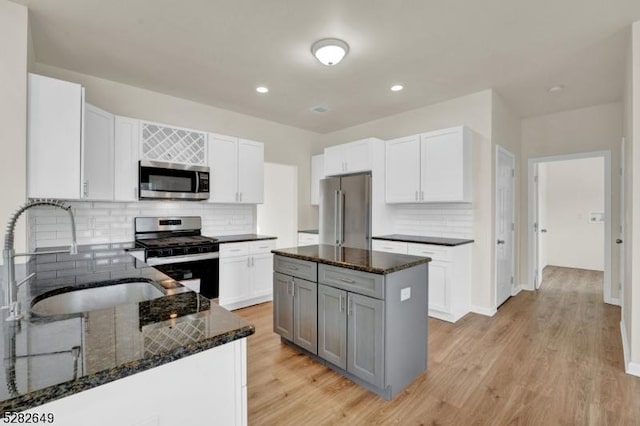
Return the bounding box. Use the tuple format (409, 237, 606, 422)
(235, 266, 640, 425)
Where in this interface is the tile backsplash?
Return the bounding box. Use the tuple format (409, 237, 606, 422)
(28, 201, 255, 249)
(391, 203, 473, 239)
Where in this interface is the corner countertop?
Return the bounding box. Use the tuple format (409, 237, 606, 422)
(0, 244, 254, 413)
(213, 234, 277, 243)
(298, 229, 319, 234)
(272, 244, 430, 275)
(373, 234, 474, 246)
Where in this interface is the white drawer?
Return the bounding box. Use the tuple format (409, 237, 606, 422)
(249, 239, 276, 254)
(372, 239, 408, 254)
(407, 243, 452, 262)
(220, 242, 249, 258)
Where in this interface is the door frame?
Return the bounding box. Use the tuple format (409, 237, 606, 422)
(494, 145, 516, 308)
(527, 150, 613, 304)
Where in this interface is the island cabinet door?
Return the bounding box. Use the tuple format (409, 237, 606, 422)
(273, 272, 294, 341)
(347, 293, 385, 389)
(318, 284, 347, 369)
(293, 278, 318, 354)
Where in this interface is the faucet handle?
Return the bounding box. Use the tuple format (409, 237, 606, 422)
(69, 243, 78, 255)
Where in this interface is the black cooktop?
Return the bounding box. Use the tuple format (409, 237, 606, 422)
(136, 235, 218, 249)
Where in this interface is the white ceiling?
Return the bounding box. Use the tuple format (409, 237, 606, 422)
(14, 0, 640, 133)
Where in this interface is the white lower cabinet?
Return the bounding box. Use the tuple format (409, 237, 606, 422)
(219, 240, 276, 310)
(297, 232, 319, 246)
(372, 239, 472, 323)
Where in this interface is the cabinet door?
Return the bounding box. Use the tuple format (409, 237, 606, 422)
(310, 154, 324, 205)
(318, 284, 347, 369)
(208, 133, 238, 203)
(324, 144, 345, 176)
(345, 139, 372, 173)
(83, 103, 114, 200)
(427, 260, 450, 314)
(27, 73, 83, 199)
(250, 253, 273, 298)
(420, 128, 470, 202)
(293, 278, 318, 354)
(385, 135, 421, 203)
(218, 256, 250, 308)
(273, 273, 294, 340)
(347, 293, 384, 388)
(237, 139, 264, 203)
(114, 116, 140, 201)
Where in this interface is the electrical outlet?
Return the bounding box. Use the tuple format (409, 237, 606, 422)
(400, 287, 411, 301)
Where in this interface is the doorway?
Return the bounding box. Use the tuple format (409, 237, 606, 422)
(528, 151, 612, 303)
(256, 163, 298, 249)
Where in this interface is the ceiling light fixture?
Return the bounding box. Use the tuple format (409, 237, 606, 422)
(311, 38, 349, 66)
(391, 84, 404, 92)
(547, 84, 564, 93)
(256, 86, 269, 94)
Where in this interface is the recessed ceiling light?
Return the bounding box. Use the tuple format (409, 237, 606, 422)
(311, 38, 349, 66)
(547, 85, 564, 93)
(391, 84, 404, 92)
(256, 86, 269, 94)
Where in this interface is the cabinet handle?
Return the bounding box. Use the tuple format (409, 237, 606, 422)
(338, 277, 356, 284)
(247, 257, 250, 267)
(339, 295, 344, 313)
(235, 192, 239, 202)
(347, 298, 353, 316)
(287, 265, 299, 271)
(291, 279, 295, 297)
(83, 181, 88, 197)
(415, 191, 418, 201)
(420, 190, 424, 201)
(134, 187, 138, 198)
(251, 257, 254, 267)
(239, 192, 243, 202)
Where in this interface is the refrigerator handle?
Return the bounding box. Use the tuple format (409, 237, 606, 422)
(335, 190, 344, 246)
(334, 190, 340, 245)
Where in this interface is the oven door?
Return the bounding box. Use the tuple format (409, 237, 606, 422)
(139, 160, 210, 200)
(153, 258, 219, 299)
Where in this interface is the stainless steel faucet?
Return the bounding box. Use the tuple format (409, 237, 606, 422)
(3, 199, 77, 321)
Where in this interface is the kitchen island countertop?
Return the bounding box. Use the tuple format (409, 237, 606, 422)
(272, 244, 430, 275)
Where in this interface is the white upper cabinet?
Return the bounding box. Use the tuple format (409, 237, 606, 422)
(140, 121, 207, 166)
(310, 154, 324, 205)
(324, 138, 374, 176)
(114, 116, 140, 201)
(420, 127, 472, 202)
(237, 139, 264, 204)
(385, 135, 421, 203)
(208, 133, 264, 204)
(385, 126, 472, 203)
(208, 133, 238, 203)
(28, 73, 84, 199)
(83, 103, 114, 200)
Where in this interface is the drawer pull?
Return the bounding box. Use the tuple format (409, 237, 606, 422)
(338, 277, 356, 284)
(287, 265, 299, 271)
(230, 249, 242, 252)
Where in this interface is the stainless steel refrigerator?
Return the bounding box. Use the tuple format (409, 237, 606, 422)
(319, 173, 372, 249)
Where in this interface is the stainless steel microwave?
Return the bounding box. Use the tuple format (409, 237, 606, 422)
(139, 160, 210, 200)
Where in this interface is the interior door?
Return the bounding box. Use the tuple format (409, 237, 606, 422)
(496, 146, 515, 307)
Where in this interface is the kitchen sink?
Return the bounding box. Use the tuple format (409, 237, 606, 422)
(30, 279, 166, 317)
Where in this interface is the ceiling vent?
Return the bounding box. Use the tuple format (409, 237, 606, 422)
(311, 105, 330, 113)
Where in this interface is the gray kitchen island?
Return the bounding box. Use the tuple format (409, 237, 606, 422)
(272, 244, 430, 400)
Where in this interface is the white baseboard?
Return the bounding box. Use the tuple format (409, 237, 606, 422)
(605, 296, 621, 307)
(470, 305, 497, 317)
(620, 320, 640, 377)
(511, 285, 522, 297)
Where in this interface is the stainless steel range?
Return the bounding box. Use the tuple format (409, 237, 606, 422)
(134, 216, 219, 299)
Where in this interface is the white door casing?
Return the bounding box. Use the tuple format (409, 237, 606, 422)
(495, 146, 515, 307)
(618, 138, 625, 306)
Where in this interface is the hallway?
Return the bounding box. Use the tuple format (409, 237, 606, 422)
(236, 266, 640, 425)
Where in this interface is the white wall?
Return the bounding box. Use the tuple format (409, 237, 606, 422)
(520, 102, 622, 296)
(538, 158, 605, 271)
(257, 163, 298, 249)
(30, 63, 321, 230)
(314, 90, 497, 314)
(0, 1, 28, 263)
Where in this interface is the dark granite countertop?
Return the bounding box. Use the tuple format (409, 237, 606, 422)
(272, 244, 430, 275)
(298, 229, 319, 234)
(0, 244, 254, 413)
(373, 234, 474, 246)
(213, 234, 277, 243)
